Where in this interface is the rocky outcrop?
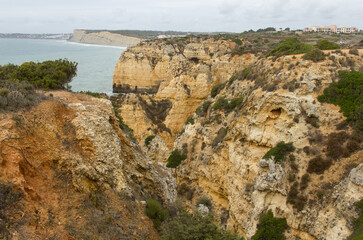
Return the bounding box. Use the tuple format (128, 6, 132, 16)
(69, 29, 141, 47)
(0, 91, 176, 239)
(168, 50, 363, 239)
(113, 38, 257, 146)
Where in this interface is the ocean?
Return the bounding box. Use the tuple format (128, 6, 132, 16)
(0, 38, 125, 94)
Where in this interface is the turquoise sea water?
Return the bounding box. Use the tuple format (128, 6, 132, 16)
(0, 38, 125, 94)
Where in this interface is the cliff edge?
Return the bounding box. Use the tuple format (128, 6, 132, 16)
(69, 29, 142, 47)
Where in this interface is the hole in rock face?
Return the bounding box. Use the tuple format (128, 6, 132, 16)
(189, 57, 199, 64)
(270, 108, 282, 117)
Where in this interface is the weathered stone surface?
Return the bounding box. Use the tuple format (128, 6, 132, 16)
(70, 29, 141, 47)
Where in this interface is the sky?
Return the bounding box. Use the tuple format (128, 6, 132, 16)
(1, 0, 362, 33)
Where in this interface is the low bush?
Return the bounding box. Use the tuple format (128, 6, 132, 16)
(160, 211, 243, 240)
(318, 71, 362, 125)
(79, 91, 103, 98)
(287, 182, 306, 211)
(196, 197, 212, 210)
(326, 131, 349, 159)
(305, 115, 320, 128)
(145, 199, 169, 229)
(232, 46, 245, 56)
(185, 116, 194, 125)
(302, 49, 326, 62)
(166, 149, 186, 168)
(315, 40, 340, 50)
(266, 38, 313, 57)
(212, 127, 228, 148)
(211, 83, 226, 98)
(300, 174, 310, 190)
(251, 210, 287, 240)
(212, 97, 243, 113)
(232, 38, 243, 45)
(307, 156, 332, 174)
(349, 49, 359, 56)
(348, 199, 363, 240)
(144, 135, 156, 146)
(0, 80, 48, 112)
(263, 141, 295, 162)
(196, 100, 212, 117)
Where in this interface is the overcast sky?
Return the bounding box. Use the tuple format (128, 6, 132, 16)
(1, 0, 362, 33)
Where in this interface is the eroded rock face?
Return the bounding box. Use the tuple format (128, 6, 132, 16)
(0, 91, 176, 239)
(113, 38, 258, 147)
(70, 29, 141, 47)
(168, 52, 363, 239)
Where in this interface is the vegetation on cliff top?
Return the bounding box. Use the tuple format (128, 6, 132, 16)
(0, 80, 48, 112)
(266, 38, 313, 57)
(315, 39, 340, 50)
(0, 59, 77, 90)
(302, 48, 326, 62)
(318, 70, 363, 134)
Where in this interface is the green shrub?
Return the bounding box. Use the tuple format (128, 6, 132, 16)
(212, 127, 228, 148)
(232, 38, 243, 45)
(263, 141, 295, 162)
(315, 40, 340, 50)
(307, 156, 332, 174)
(185, 117, 194, 125)
(166, 149, 186, 168)
(145, 199, 169, 229)
(305, 115, 320, 128)
(211, 83, 226, 98)
(232, 46, 245, 56)
(251, 210, 287, 240)
(212, 97, 229, 111)
(302, 49, 326, 62)
(266, 38, 313, 57)
(196, 197, 212, 210)
(349, 199, 363, 240)
(196, 100, 212, 117)
(144, 135, 156, 146)
(318, 71, 363, 123)
(79, 91, 103, 98)
(0, 59, 77, 89)
(349, 49, 359, 56)
(160, 211, 244, 240)
(229, 98, 244, 110)
(212, 97, 243, 113)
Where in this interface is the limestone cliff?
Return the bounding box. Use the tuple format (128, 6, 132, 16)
(113, 37, 258, 147)
(69, 29, 141, 47)
(0, 91, 176, 239)
(113, 37, 363, 239)
(166, 50, 363, 239)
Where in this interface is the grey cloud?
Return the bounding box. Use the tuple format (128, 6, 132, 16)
(0, 0, 361, 33)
